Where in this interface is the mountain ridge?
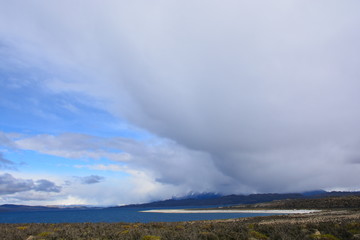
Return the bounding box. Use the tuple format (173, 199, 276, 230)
(117, 191, 360, 208)
(2, 191, 360, 212)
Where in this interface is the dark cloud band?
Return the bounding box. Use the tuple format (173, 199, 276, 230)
(0, 173, 61, 195)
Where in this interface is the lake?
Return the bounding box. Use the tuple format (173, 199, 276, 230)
(0, 207, 281, 224)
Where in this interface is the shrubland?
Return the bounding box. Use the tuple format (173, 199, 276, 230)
(1, 211, 359, 240)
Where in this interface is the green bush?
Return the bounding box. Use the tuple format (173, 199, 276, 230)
(250, 230, 269, 240)
(141, 235, 161, 240)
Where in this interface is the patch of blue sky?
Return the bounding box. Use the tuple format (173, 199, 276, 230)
(0, 61, 151, 141)
(3, 150, 130, 178)
(4, 150, 79, 175)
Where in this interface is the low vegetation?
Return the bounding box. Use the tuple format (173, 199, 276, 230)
(0, 210, 359, 240)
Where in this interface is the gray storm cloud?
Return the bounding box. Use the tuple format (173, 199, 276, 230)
(78, 175, 105, 185)
(1, 1, 360, 194)
(0, 173, 61, 195)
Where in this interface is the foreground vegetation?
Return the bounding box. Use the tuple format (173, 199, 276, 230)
(0, 209, 359, 240)
(1, 196, 360, 239)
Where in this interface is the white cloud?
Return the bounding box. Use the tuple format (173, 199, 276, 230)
(0, 132, 17, 149)
(15, 133, 133, 162)
(74, 164, 128, 172)
(12, 132, 231, 193)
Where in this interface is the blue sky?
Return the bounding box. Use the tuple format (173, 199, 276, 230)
(1, 0, 360, 206)
(0, 54, 153, 205)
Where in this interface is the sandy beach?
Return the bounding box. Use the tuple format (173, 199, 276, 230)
(140, 209, 320, 214)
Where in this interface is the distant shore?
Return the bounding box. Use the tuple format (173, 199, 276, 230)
(140, 209, 320, 214)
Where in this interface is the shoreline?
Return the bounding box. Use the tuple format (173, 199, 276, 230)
(140, 209, 320, 214)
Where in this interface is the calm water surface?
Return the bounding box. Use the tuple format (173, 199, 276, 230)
(0, 207, 280, 223)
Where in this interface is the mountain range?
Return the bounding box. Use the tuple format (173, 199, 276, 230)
(2, 190, 360, 212)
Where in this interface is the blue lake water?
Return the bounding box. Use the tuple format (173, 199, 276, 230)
(0, 207, 280, 224)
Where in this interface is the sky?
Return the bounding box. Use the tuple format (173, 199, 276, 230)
(1, 0, 360, 206)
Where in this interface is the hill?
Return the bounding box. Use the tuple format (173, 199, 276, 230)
(0, 204, 95, 212)
(223, 195, 360, 209)
(119, 191, 360, 208)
